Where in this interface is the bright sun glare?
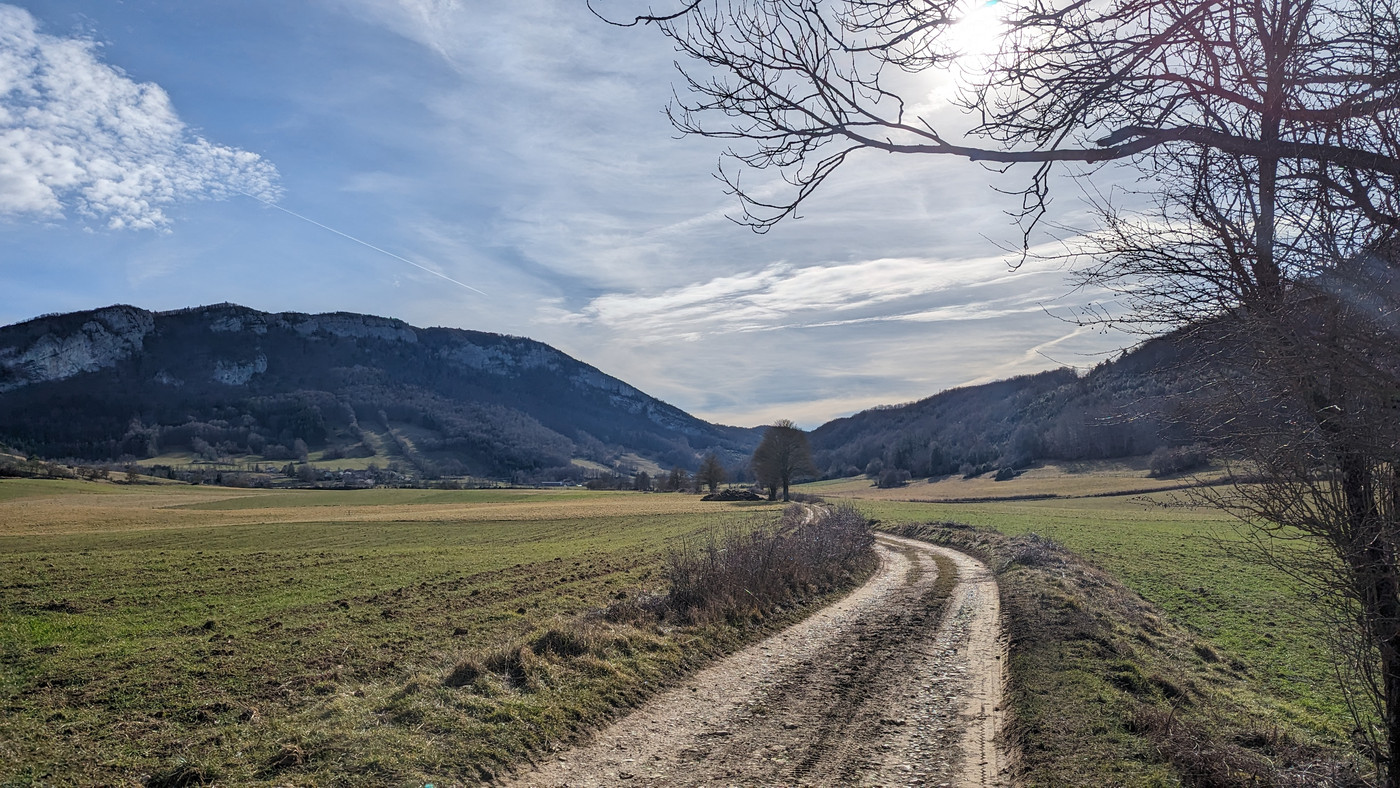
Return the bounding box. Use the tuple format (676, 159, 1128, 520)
(947, 0, 1008, 61)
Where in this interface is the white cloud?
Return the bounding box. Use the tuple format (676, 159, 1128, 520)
(548, 250, 1075, 340)
(0, 1, 1139, 428)
(528, 243, 1128, 426)
(0, 5, 279, 229)
(323, 0, 1079, 301)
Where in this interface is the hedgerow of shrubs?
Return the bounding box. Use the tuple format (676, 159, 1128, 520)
(1147, 445, 1210, 477)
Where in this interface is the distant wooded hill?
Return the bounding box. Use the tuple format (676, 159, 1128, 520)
(0, 304, 758, 478)
(0, 304, 1200, 483)
(807, 333, 1202, 480)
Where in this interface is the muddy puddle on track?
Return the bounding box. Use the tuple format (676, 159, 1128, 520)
(501, 534, 1011, 788)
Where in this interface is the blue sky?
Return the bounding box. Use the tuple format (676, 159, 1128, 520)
(0, 0, 1131, 427)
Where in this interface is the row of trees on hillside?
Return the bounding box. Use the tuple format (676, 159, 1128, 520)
(582, 452, 733, 492)
(610, 0, 1400, 780)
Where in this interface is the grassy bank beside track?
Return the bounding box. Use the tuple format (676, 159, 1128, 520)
(892, 523, 1363, 786)
(859, 496, 1345, 732)
(807, 466, 1369, 784)
(0, 481, 872, 786)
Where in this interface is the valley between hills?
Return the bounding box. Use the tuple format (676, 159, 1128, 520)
(0, 305, 1369, 786)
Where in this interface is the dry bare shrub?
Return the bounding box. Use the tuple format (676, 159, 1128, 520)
(663, 501, 873, 624)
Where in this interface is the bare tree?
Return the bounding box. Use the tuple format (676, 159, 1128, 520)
(1072, 113, 1400, 780)
(753, 419, 817, 501)
(665, 465, 691, 492)
(1180, 248, 1400, 778)
(602, 0, 1400, 779)
(698, 451, 727, 493)
(596, 0, 1398, 237)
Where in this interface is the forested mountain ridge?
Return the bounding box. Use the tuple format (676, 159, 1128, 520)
(0, 304, 757, 477)
(808, 333, 1200, 480)
(0, 303, 1204, 484)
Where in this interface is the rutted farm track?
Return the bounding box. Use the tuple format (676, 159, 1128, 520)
(503, 534, 1011, 787)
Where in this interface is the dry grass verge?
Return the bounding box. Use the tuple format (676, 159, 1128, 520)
(889, 522, 1368, 787)
(435, 503, 878, 783)
(1, 487, 876, 787)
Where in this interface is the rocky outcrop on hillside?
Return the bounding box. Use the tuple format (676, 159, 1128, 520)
(0, 305, 154, 392)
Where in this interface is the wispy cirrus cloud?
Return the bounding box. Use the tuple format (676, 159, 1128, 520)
(546, 252, 1077, 340)
(529, 247, 1126, 426)
(0, 5, 279, 229)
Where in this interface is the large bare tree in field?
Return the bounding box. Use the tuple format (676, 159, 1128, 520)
(698, 451, 727, 493)
(599, 0, 1400, 779)
(753, 419, 817, 501)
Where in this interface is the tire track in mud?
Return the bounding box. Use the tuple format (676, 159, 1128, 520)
(501, 534, 1010, 787)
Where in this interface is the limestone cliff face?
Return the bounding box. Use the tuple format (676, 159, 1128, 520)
(200, 303, 419, 344)
(432, 337, 699, 433)
(438, 339, 562, 376)
(0, 306, 689, 425)
(0, 306, 155, 392)
(211, 354, 269, 386)
(0, 305, 423, 393)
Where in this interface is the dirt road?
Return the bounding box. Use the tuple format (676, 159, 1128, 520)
(502, 533, 1011, 787)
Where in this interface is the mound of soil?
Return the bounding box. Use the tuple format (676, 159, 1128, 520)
(701, 488, 765, 501)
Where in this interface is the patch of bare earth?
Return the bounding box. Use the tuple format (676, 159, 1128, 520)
(501, 533, 1010, 787)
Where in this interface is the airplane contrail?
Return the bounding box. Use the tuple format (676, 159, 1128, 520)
(238, 191, 488, 297)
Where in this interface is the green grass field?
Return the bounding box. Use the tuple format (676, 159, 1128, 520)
(803, 458, 1228, 501)
(0, 481, 795, 786)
